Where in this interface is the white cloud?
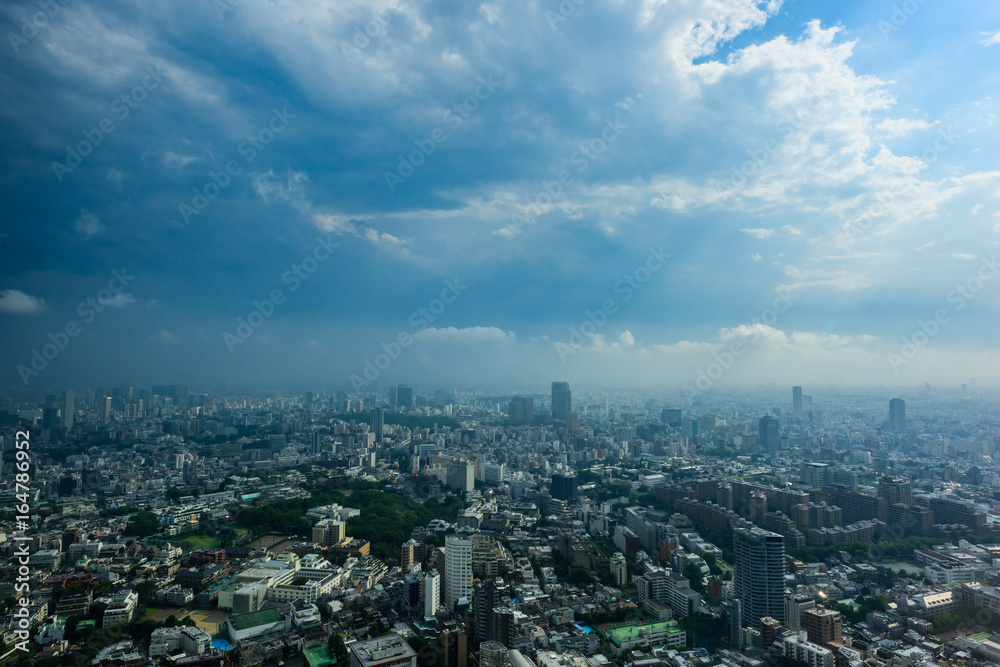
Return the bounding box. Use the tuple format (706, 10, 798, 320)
(163, 151, 201, 169)
(740, 227, 774, 238)
(252, 169, 310, 212)
(619, 330, 635, 347)
(982, 31, 1000, 46)
(878, 118, 933, 137)
(0, 289, 45, 314)
(97, 293, 137, 307)
(780, 266, 870, 291)
(313, 212, 371, 233)
(74, 210, 105, 237)
(412, 326, 515, 344)
(149, 329, 182, 344)
(364, 227, 411, 248)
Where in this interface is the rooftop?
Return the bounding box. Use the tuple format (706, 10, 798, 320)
(228, 608, 284, 631)
(605, 621, 682, 644)
(349, 634, 417, 666)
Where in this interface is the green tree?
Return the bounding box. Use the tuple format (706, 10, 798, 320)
(125, 510, 161, 538)
(329, 633, 348, 665)
(687, 564, 705, 593)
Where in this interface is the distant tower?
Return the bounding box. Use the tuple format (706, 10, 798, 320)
(792, 386, 803, 415)
(100, 396, 112, 425)
(759, 416, 779, 452)
(889, 398, 905, 432)
(551, 382, 571, 422)
(60, 390, 75, 429)
(396, 385, 413, 409)
(508, 396, 534, 425)
(370, 407, 385, 443)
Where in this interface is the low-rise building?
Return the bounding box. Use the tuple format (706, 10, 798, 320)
(603, 620, 686, 655)
(102, 590, 138, 627)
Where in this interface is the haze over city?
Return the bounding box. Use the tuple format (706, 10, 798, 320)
(5, 3, 1000, 667)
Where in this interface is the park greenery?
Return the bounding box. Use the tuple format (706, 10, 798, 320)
(236, 481, 461, 559)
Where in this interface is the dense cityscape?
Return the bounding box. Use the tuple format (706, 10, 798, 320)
(3, 0, 999, 666)
(1, 381, 999, 667)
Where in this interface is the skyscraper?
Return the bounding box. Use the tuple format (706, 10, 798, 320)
(368, 406, 385, 443)
(424, 569, 441, 617)
(792, 386, 803, 415)
(759, 416, 780, 452)
(446, 459, 475, 493)
(100, 395, 112, 425)
(733, 526, 785, 626)
(878, 476, 912, 506)
(473, 579, 496, 649)
(785, 594, 816, 632)
(396, 384, 413, 409)
(726, 599, 743, 649)
(60, 390, 74, 430)
(508, 396, 534, 425)
(610, 552, 628, 588)
(444, 535, 473, 611)
(889, 398, 905, 431)
(551, 381, 571, 422)
(550, 473, 578, 501)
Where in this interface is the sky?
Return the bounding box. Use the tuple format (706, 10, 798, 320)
(0, 0, 998, 393)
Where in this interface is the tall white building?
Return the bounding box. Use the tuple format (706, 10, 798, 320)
(424, 569, 441, 617)
(482, 462, 506, 485)
(610, 552, 628, 588)
(60, 390, 74, 429)
(444, 535, 472, 610)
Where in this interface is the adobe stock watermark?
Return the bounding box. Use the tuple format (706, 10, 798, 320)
(886, 255, 998, 372)
(499, 99, 634, 238)
(17, 268, 135, 385)
(177, 105, 296, 224)
(717, 86, 836, 193)
(384, 73, 502, 192)
(878, 0, 929, 38)
(555, 246, 671, 362)
(223, 234, 341, 353)
(545, 0, 587, 30)
(349, 278, 467, 391)
(844, 124, 958, 240)
(340, 0, 404, 62)
(51, 65, 167, 182)
(213, 0, 243, 21)
(682, 288, 799, 399)
(7, 0, 70, 55)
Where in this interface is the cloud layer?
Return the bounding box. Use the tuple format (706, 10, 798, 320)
(0, 0, 998, 389)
